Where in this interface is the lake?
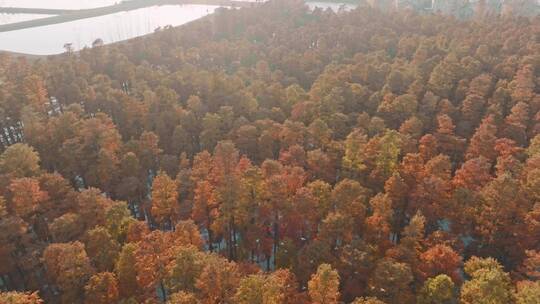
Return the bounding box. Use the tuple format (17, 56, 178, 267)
(0, 13, 53, 25)
(0, 5, 218, 55)
(0, 1, 356, 55)
(0, 0, 122, 10)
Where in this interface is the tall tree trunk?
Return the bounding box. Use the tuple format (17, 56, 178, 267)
(273, 211, 279, 269)
(227, 217, 236, 261)
(207, 226, 214, 252)
(159, 280, 167, 302)
(232, 216, 237, 261)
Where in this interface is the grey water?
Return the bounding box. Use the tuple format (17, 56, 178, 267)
(0, 13, 53, 25)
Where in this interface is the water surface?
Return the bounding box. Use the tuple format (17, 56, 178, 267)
(0, 5, 218, 55)
(0, 13, 53, 25)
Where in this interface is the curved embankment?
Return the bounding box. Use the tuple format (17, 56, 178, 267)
(0, 0, 260, 33)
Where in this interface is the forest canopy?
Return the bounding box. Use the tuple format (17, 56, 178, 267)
(0, 0, 538, 303)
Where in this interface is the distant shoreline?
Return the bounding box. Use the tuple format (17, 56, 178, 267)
(0, 1, 357, 58)
(305, 0, 359, 4)
(0, 6, 220, 59)
(0, 50, 44, 60)
(0, 0, 256, 33)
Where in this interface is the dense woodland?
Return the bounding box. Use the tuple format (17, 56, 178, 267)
(0, 0, 539, 303)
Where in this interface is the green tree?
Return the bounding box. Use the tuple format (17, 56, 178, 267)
(427, 54, 463, 99)
(165, 245, 205, 294)
(368, 258, 414, 304)
(234, 274, 266, 304)
(417, 274, 456, 304)
(84, 227, 121, 272)
(308, 264, 340, 304)
(342, 129, 368, 177)
(49, 213, 84, 242)
(374, 130, 402, 181)
(460, 257, 513, 304)
(105, 202, 135, 243)
(0, 143, 40, 177)
(151, 171, 179, 228)
(115, 243, 140, 299)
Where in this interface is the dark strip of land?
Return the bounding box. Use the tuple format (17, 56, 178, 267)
(0, 0, 260, 33)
